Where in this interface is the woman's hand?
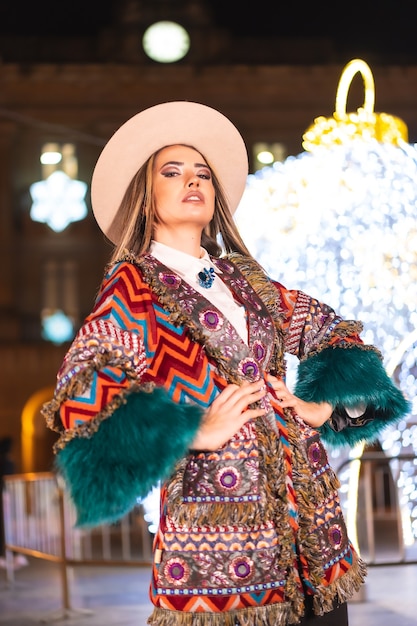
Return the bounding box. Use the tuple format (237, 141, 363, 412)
(191, 380, 267, 451)
(266, 374, 333, 428)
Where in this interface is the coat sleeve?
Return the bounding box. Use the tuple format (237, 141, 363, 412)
(274, 284, 411, 447)
(42, 262, 204, 528)
(224, 253, 411, 448)
(294, 341, 411, 447)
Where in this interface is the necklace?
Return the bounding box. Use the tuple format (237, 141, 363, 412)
(197, 267, 215, 289)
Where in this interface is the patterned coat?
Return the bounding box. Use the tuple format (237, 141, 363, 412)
(43, 252, 410, 626)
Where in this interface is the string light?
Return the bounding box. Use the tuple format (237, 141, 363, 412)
(235, 59, 417, 545)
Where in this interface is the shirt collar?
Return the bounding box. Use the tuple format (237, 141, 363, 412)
(149, 240, 220, 282)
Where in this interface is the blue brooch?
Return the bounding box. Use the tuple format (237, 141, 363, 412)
(197, 267, 215, 288)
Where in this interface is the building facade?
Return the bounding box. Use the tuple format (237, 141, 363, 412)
(1, 1, 417, 472)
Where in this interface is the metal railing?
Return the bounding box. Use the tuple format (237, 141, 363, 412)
(336, 452, 417, 565)
(2, 455, 417, 619)
(2, 472, 153, 620)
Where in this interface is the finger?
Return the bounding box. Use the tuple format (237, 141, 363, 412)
(266, 377, 285, 392)
(211, 384, 242, 407)
(239, 383, 267, 406)
(241, 407, 267, 422)
(219, 390, 264, 417)
(212, 382, 266, 415)
(222, 380, 264, 400)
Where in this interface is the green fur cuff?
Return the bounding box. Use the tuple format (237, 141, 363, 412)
(55, 387, 204, 528)
(294, 345, 411, 447)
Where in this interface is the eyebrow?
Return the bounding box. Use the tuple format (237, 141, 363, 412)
(160, 160, 209, 169)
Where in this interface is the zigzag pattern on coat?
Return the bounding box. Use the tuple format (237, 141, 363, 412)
(57, 262, 223, 431)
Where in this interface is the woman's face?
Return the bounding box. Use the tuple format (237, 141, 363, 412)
(152, 145, 216, 242)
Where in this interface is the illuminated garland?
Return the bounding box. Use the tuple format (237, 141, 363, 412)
(235, 59, 417, 547)
(303, 59, 408, 150)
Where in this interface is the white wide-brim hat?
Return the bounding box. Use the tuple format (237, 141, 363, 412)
(91, 101, 249, 243)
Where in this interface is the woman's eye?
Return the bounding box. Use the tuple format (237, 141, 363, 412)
(160, 168, 211, 179)
(161, 170, 179, 177)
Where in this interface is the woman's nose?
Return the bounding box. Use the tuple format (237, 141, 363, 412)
(188, 175, 200, 187)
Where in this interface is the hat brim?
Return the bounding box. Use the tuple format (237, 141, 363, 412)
(91, 101, 249, 243)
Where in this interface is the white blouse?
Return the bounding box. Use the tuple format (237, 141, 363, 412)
(149, 241, 248, 343)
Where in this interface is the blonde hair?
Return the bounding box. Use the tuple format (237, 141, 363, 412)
(109, 145, 252, 263)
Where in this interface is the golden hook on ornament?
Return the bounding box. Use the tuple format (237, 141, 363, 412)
(302, 58, 408, 152)
(335, 58, 375, 117)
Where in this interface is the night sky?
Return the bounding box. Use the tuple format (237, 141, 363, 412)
(0, 0, 416, 63)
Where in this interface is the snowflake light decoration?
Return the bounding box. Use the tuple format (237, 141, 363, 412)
(30, 170, 88, 232)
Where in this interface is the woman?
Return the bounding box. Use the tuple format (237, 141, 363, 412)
(43, 101, 410, 625)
